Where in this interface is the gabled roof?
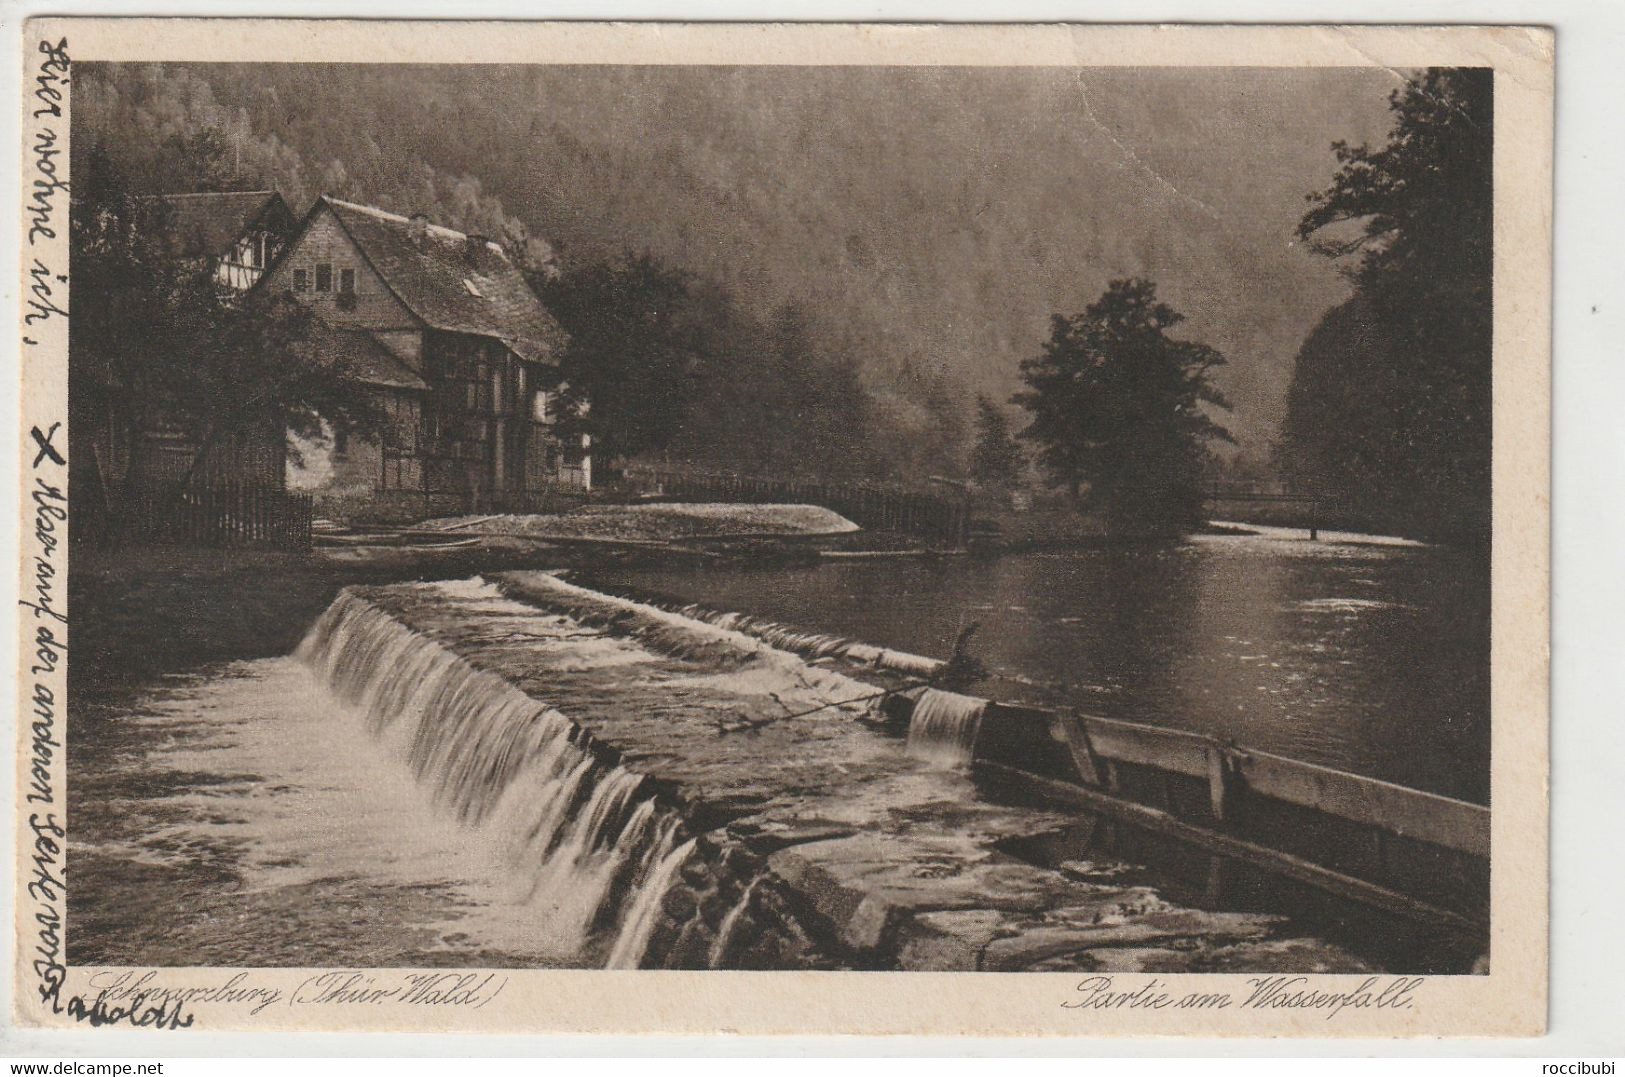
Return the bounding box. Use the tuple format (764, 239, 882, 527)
(318, 196, 567, 365)
(151, 190, 293, 261)
(309, 321, 430, 392)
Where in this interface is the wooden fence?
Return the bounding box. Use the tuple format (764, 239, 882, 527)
(630, 466, 971, 545)
(114, 479, 314, 551)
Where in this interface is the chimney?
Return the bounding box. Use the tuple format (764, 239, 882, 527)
(464, 234, 487, 264)
(408, 212, 429, 247)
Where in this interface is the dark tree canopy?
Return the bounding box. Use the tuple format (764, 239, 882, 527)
(535, 257, 886, 478)
(1286, 68, 1492, 542)
(1297, 68, 1492, 292)
(1014, 279, 1232, 535)
(535, 254, 709, 461)
(669, 299, 878, 479)
(968, 394, 1024, 489)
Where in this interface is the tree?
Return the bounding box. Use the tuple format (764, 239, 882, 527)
(717, 301, 872, 477)
(69, 148, 385, 509)
(968, 394, 1024, 489)
(539, 257, 893, 479)
(1014, 279, 1232, 535)
(1289, 68, 1492, 541)
(1277, 295, 1407, 531)
(533, 253, 708, 462)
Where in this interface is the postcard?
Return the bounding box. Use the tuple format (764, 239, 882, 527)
(15, 19, 1551, 1037)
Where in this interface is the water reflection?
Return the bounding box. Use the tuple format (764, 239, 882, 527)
(604, 531, 1490, 802)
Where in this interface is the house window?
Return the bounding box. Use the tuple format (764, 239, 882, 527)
(315, 264, 332, 293)
(339, 267, 356, 294)
(292, 268, 309, 292)
(531, 390, 552, 424)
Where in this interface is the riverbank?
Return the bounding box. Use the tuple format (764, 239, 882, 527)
(425, 502, 859, 542)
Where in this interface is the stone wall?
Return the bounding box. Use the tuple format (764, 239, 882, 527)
(637, 830, 852, 971)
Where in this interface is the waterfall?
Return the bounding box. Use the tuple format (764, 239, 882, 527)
(905, 688, 988, 768)
(707, 878, 762, 969)
(661, 599, 945, 678)
(297, 587, 685, 962)
(603, 834, 697, 970)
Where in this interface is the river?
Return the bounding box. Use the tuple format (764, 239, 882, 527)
(71, 653, 1419, 972)
(67, 543, 1486, 974)
(602, 525, 1490, 804)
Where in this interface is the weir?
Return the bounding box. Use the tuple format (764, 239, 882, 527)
(905, 689, 987, 768)
(577, 574, 1489, 923)
(297, 588, 688, 961)
(287, 573, 1482, 973)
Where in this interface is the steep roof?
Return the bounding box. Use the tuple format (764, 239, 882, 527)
(320, 196, 567, 365)
(152, 190, 291, 260)
(309, 322, 430, 391)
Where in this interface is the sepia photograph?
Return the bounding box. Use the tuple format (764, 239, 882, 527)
(15, 19, 1553, 1038)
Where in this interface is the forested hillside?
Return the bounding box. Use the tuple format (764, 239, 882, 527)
(74, 63, 971, 479)
(76, 62, 1395, 479)
(1282, 69, 1493, 543)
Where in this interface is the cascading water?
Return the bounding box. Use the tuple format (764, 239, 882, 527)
(905, 688, 988, 768)
(297, 587, 685, 965)
(603, 834, 697, 970)
(676, 606, 853, 661)
(707, 878, 763, 969)
(660, 599, 944, 678)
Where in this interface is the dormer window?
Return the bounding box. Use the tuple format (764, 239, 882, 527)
(462, 278, 484, 298)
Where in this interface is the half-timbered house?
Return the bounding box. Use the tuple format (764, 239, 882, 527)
(262, 196, 585, 517)
(155, 189, 297, 291)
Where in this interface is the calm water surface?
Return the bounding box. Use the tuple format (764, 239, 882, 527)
(605, 527, 1491, 803)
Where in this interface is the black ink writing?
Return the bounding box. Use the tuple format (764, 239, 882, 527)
(27, 40, 69, 249)
(31, 422, 65, 467)
(25, 258, 68, 325)
(1063, 975, 1425, 1021)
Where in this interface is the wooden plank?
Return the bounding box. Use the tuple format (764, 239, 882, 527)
(978, 763, 1486, 937)
(1077, 714, 1214, 779)
(1058, 713, 1488, 858)
(436, 513, 502, 532)
(1206, 745, 1234, 822)
(1234, 748, 1490, 859)
(1050, 711, 1103, 786)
